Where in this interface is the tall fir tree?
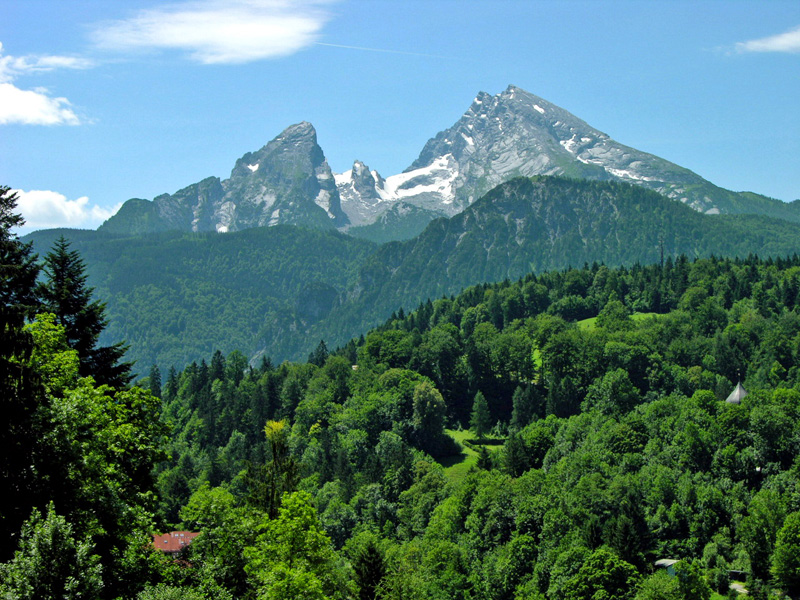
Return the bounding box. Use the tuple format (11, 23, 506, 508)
(470, 390, 491, 440)
(38, 236, 131, 388)
(163, 365, 179, 402)
(148, 364, 162, 398)
(0, 187, 45, 559)
(308, 339, 329, 367)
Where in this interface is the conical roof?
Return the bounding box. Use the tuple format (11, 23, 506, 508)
(725, 382, 748, 404)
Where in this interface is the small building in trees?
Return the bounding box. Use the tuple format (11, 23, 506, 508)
(725, 382, 748, 405)
(153, 531, 200, 556)
(654, 558, 680, 576)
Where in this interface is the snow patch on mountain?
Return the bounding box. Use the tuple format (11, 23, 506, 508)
(382, 155, 458, 201)
(560, 137, 580, 154)
(315, 189, 332, 216)
(338, 155, 459, 226)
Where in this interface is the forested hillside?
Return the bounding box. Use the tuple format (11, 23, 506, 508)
(133, 252, 800, 599)
(315, 177, 800, 357)
(22, 177, 800, 374)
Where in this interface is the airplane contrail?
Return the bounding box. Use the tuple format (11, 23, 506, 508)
(315, 42, 454, 60)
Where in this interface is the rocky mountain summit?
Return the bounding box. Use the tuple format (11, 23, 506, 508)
(101, 85, 798, 237)
(101, 122, 348, 234)
(338, 85, 797, 226)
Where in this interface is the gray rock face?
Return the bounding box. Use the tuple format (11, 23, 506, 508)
(221, 121, 348, 231)
(337, 84, 740, 220)
(101, 122, 348, 234)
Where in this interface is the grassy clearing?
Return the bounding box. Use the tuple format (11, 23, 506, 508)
(438, 429, 505, 485)
(576, 312, 660, 330)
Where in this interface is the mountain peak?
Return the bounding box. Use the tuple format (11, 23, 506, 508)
(273, 121, 318, 145)
(287, 120, 315, 133)
(398, 84, 713, 216)
(101, 119, 346, 235)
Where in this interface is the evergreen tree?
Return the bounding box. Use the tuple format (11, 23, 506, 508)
(476, 445, 492, 470)
(163, 366, 179, 402)
(0, 187, 44, 560)
(510, 385, 535, 431)
(308, 339, 329, 367)
(148, 364, 162, 398)
(210, 349, 226, 382)
(470, 391, 491, 440)
(0, 187, 39, 318)
(259, 355, 274, 373)
(352, 536, 386, 600)
(38, 236, 131, 388)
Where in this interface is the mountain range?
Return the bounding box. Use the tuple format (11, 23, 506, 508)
(22, 84, 800, 373)
(99, 85, 800, 242)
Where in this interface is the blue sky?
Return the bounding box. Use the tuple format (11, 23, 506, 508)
(1, 0, 798, 233)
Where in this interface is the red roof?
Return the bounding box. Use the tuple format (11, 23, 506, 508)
(153, 531, 201, 554)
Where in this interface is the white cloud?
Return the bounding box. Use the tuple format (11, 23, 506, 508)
(0, 42, 91, 126)
(736, 25, 800, 54)
(0, 83, 80, 126)
(13, 189, 121, 232)
(91, 0, 332, 64)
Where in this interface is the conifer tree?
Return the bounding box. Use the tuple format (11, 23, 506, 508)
(510, 385, 537, 431)
(38, 236, 131, 388)
(0, 187, 44, 560)
(163, 366, 179, 402)
(210, 349, 226, 382)
(308, 339, 329, 367)
(148, 364, 162, 398)
(353, 536, 386, 600)
(470, 390, 491, 440)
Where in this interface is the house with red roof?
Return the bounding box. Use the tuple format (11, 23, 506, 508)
(153, 531, 201, 556)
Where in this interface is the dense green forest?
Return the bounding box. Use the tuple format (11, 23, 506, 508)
(139, 250, 800, 599)
(23, 176, 800, 374)
(9, 181, 800, 599)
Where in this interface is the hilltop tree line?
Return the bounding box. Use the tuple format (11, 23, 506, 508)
(8, 181, 800, 598)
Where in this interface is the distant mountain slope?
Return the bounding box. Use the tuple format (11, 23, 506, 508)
(268, 176, 800, 361)
(24, 226, 375, 372)
(26, 177, 800, 372)
(345, 202, 441, 243)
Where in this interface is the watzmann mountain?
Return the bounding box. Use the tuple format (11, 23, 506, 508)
(100, 85, 799, 239)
